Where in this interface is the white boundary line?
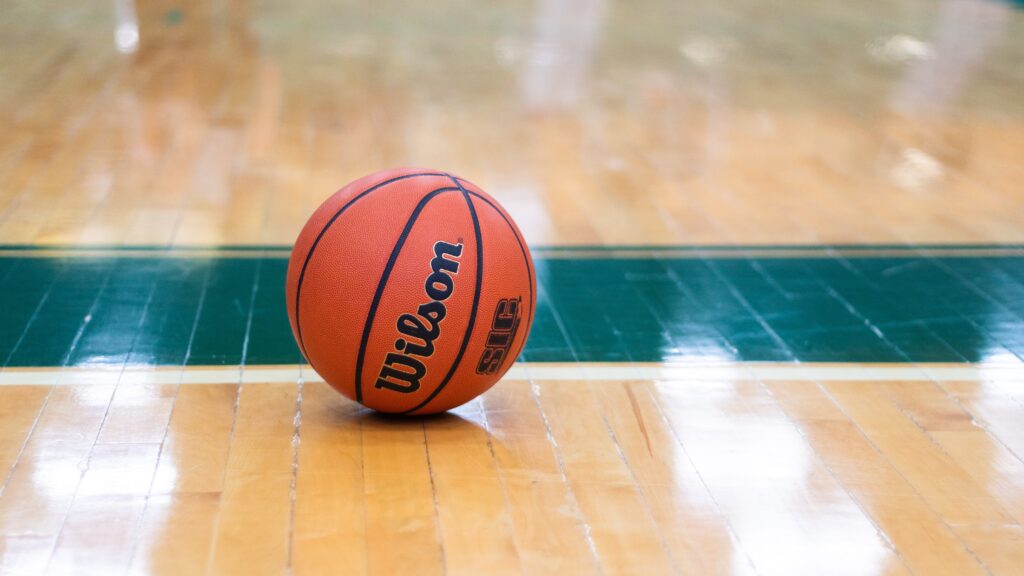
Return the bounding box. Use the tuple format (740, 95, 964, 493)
(0, 363, 1022, 385)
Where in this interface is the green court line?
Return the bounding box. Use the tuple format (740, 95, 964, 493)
(1, 252, 1022, 368)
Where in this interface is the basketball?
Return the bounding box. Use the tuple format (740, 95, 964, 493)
(285, 168, 536, 415)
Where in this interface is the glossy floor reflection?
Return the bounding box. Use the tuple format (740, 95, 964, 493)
(0, 0, 1022, 247)
(1, 377, 1023, 575)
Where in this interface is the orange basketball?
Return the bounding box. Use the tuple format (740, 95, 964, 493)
(285, 168, 536, 415)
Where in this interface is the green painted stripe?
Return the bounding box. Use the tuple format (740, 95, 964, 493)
(0, 253, 1022, 367)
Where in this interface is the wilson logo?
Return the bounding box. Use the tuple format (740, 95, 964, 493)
(476, 297, 522, 375)
(375, 241, 463, 394)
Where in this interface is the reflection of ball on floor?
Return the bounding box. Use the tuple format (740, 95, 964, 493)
(286, 168, 536, 415)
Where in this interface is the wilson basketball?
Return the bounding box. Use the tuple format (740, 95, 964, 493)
(285, 168, 536, 415)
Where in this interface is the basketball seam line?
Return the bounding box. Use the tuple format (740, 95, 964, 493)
(399, 175, 485, 414)
(459, 183, 536, 370)
(353, 186, 461, 403)
(293, 172, 444, 365)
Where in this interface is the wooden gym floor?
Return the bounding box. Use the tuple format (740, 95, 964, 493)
(1, 0, 1024, 575)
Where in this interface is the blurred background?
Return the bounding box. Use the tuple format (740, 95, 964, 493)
(1, 0, 1022, 248)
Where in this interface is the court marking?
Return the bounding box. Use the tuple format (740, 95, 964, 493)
(0, 362, 1021, 386)
(2, 244, 1024, 260)
(4, 249, 1023, 367)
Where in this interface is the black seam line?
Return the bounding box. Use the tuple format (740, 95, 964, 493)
(294, 172, 444, 362)
(460, 185, 536, 369)
(399, 175, 484, 415)
(353, 186, 461, 403)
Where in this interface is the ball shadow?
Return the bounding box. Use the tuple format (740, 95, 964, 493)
(323, 397, 487, 432)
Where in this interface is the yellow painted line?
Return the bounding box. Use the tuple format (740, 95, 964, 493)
(0, 363, 1021, 386)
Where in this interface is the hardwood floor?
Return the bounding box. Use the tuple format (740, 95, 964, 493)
(1, 0, 1022, 573)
